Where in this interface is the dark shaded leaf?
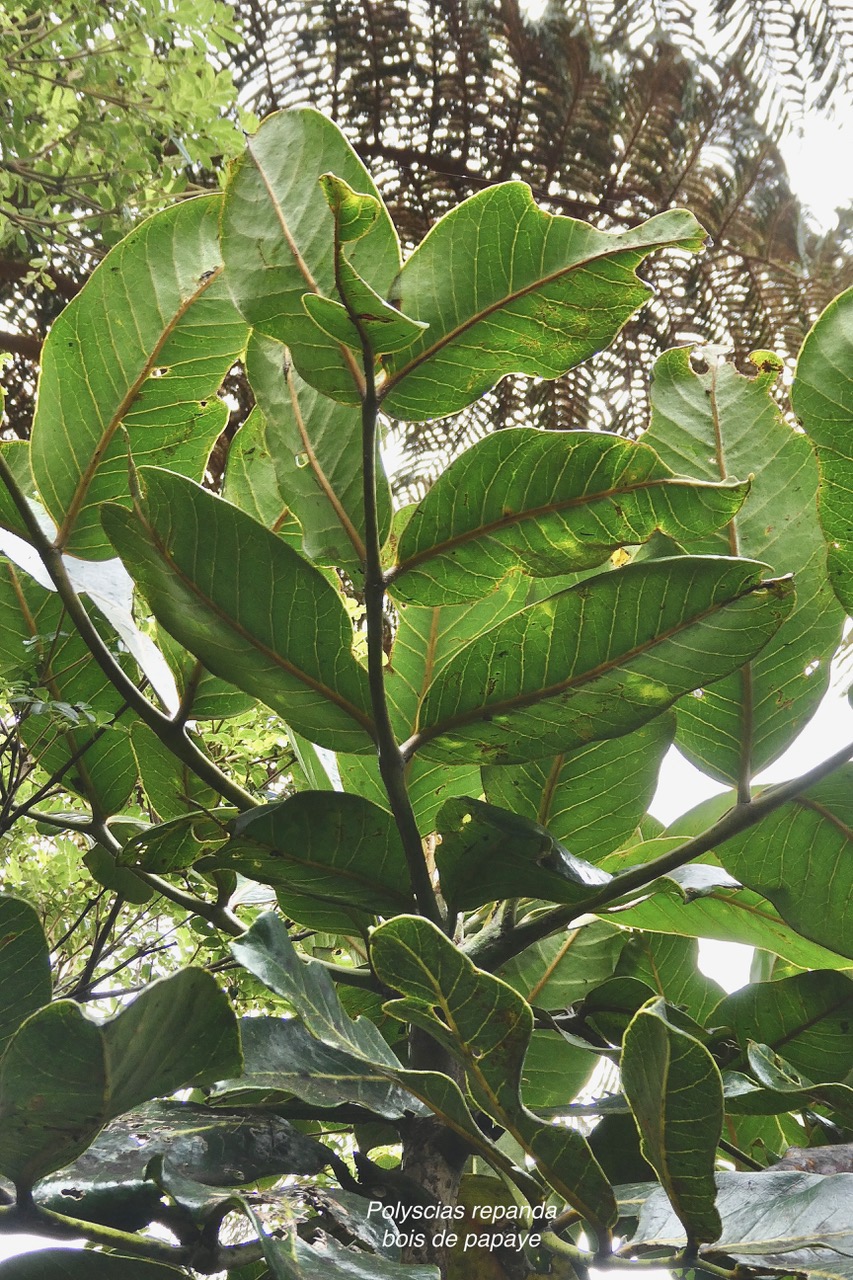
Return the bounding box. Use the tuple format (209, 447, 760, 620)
(0, 896, 51, 1057)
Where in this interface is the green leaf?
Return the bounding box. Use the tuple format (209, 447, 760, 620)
(154, 631, 255, 721)
(0, 564, 138, 814)
(0, 896, 51, 1057)
(232, 913, 402, 1069)
(0, 1001, 107, 1187)
(371, 916, 617, 1232)
(206, 792, 415, 933)
(389, 429, 748, 605)
(715, 971, 853, 1082)
(621, 998, 723, 1245)
(30, 194, 248, 559)
(482, 714, 675, 864)
(645, 347, 843, 781)
(117, 811, 231, 874)
(615, 933, 725, 1025)
(130, 723, 218, 821)
(102, 468, 375, 753)
(0, 439, 36, 539)
(791, 285, 853, 613)
(0, 1254, 190, 1279)
(520, 1030, 598, 1111)
(213, 1016, 418, 1120)
(435, 796, 609, 913)
(246, 332, 392, 569)
(497, 921, 626, 1009)
(380, 189, 706, 420)
(221, 109, 400, 402)
(100, 969, 241, 1121)
(221, 405, 302, 546)
(724, 1043, 853, 1126)
(83, 846, 155, 905)
(711, 766, 853, 960)
(631, 1169, 853, 1274)
(411, 557, 793, 764)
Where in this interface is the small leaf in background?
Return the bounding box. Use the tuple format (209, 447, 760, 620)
(0, 896, 51, 1057)
(621, 998, 723, 1245)
(435, 796, 609, 913)
(221, 404, 303, 547)
(206, 791, 415, 933)
(791, 285, 853, 613)
(389, 428, 748, 605)
(646, 346, 843, 782)
(413, 557, 793, 764)
(381, 187, 706, 420)
(102, 468, 375, 753)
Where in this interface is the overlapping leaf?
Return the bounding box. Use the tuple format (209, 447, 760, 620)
(30, 194, 248, 559)
(409, 557, 793, 765)
(498, 921, 626, 1010)
(0, 563, 138, 814)
(710, 766, 853, 960)
(646, 348, 843, 781)
(205, 791, 415, 933)
(221, 108, 401, 402)
(389, 429, 748, 605)
(0, 970, 240, 1189)
(435, 796, 609, 913)
(246, 331, 391, 569)
(715, 971, 853, 1082)
(622, 999, 723, 1245)
(791, 286, 853, 613)
(102, 468, 375, 753)
(0, 896, 51, 1057)
(371, 915, 617, 1233)
(221, 404, 302, 547)
(380, 186, 706, 420)
(483, 714, 674, 863)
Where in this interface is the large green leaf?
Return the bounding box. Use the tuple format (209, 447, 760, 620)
(645, 348, 843, 781)
(221, 108, 400, 403)
(622, 999, 723, 1245)
(631, 1170, 853, 1275)
(715, 971, 853, 1082)
(30, 194, 248, 559)
(371, 916, 617, 1233)
(409, 557, 793, 764)
(0, 1255, 190, 1279)
(246, 332, 392, 570)
(791, 285, 853, 613)
(482, 714, 674, 864)
(389, 429, 748, 605)
(615, 933, 725, 1025)
(0, 1001, 107, 1187)
(497, 920, 626, 1009)
(0, 972, 240, 1189)
(130, 722, 218, 821)
(435, 796, 609, 913)
(711, 766, 853, 960)
(213, 1016, 418, 1120)
(205, 792, 415, 933)
(102, 468, 375, 753)
(100, 969, 241, 1121)
(0, 896, 51, 1057)
(380, 187, 705, 420)
(0, 564, 138, 814)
